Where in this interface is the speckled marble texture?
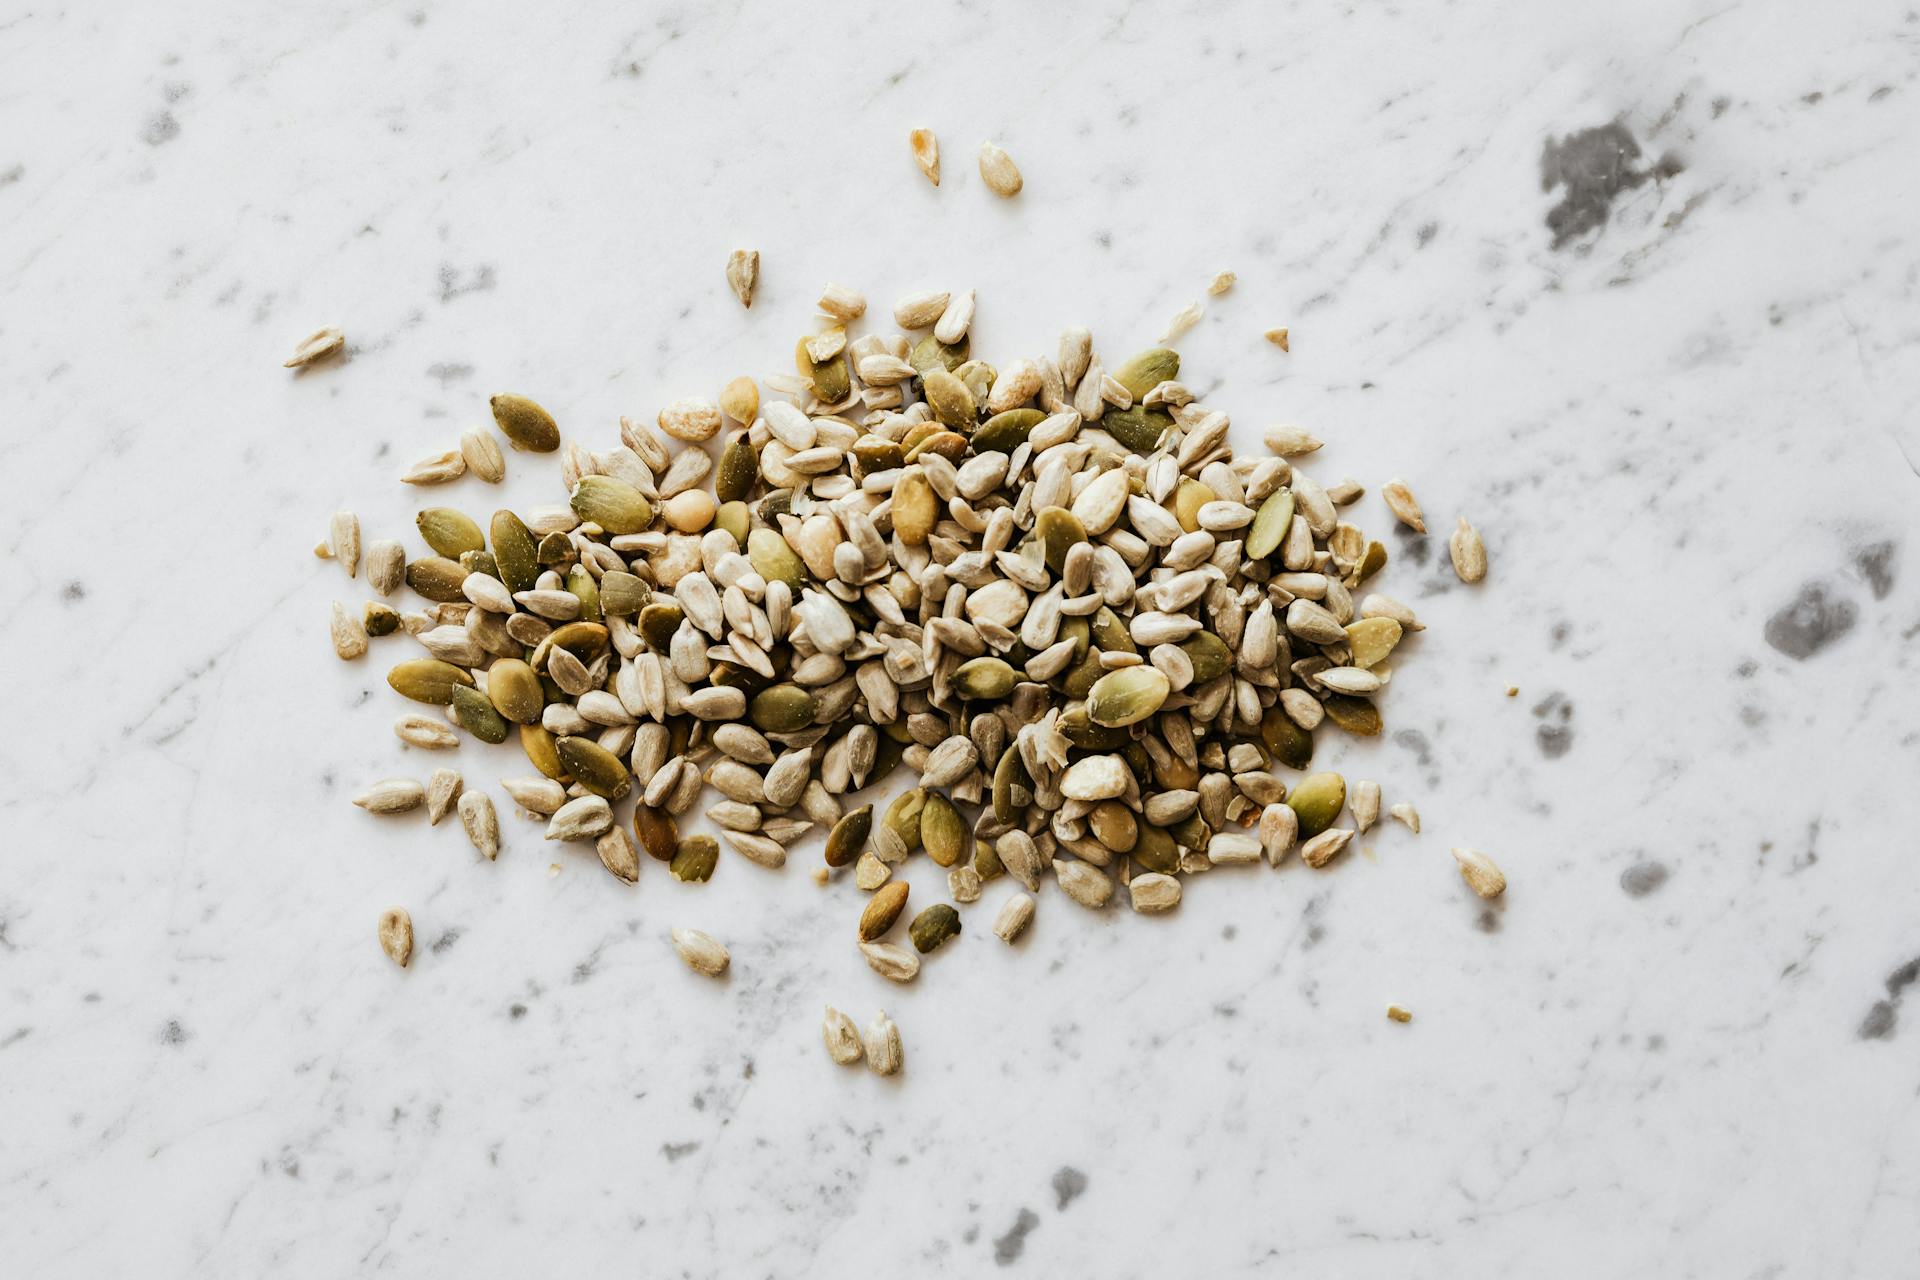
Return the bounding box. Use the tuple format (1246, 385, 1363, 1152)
(3, 1, 1918, 1275)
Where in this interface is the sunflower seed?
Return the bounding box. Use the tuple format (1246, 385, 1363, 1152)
(1300, 827, 1354, 868)
(1449, 517, 1487, 583)
(285, 326, 345, 368)
(671, 926, 730, 976)
(1351, 781, 1381, 834)
(823, 1006, 864, 1065)
(863, 1010, 903, 1075)
(1452, 846, 1506, 898)
(596, 827, 639, 883)
(354, 779, 424, 814)
(378, 908, 413, 967)
(859, 940, 920, 983)
(458, 791, 500, 860)
(402, 449, 466, 485)
(1053, 859, 1113, 909)
(460, 429, 506, 483)
(501, 776, 566, 815)
(978, 142, 1022, 197)
(1389, 802, 1422, 833)
(425, 768, 463, 825)
(993, 892, 1035, 943)
(726, 249, 758, 308)
(1129, 872, 1181, 913)
(546, 795, 612, 841)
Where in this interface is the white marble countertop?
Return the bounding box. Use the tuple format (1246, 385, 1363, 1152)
(5, 1, 1918, 1275)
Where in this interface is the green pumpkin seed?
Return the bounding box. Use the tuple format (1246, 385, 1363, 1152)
(1180, 632, 1231, 683)
(797, 336, 850, 402)
(570, 476, 653, 535)
(1345, 617, 1403, 668)
(1356, 540, 1388, 584)
(1111, 347, 1180, 400)
(1244, 489, 1294, 559)
(920, 792, 965, 867)
(1170, 812, 1210, 850)
(564, 563, 600, 624)
(908, 904, 961, 954)
(416, 507, 484, 558)
(1090, 800, 1138, 852)
(544, 621, 609, 662)
(490, 510, 540, 593)
(670, 833, 718, 882)
(490, 393, 560, 452)
(449, 684, 510, 743)
(951, 656, 1016, 701)
(487, 658, 544, 723)
(714, 500, 751, 545)
(824, 805, 872, 868)
(1132, 823, 1179, 874)
(883, 789, 926, 852)
(521, 724, 565, 779)
(556, 736, 631, 800)
(1322, 695, 1381, 736)
(1058, 704, 1129, 750)
(1087, 666, 1171, 727)
(597, 570, 648, 616)
(1089, 607, 1134, 655)
(971, 407, 1044, 453)
(536, 530, 574, 566)
(991, 746, 1032, 824)
(908, 332, 969, 375)
(892, 471, 938, 545)
(387, 658, 475, 704)
(852, 438, 906, 474)
(1058, 645, 1107, 698)
(861, 881, 909, 940)
(972, 836, 1004, 881)
(458, 549, 498, 579)
(1259, 707, 1315, 770)
(1287, 772, 1347, 839)
(404, 556, 469, 603)
(717, 434, 759, 502)
(1102, 405, 1173, 454)
(922, 367, 976, 429)
(747, 528, 805, 591)
(750, 682, 817, 732)
(639, 601, 684, 651)
(635, 805, 679, 861)
(1035, 506, 1086, 574)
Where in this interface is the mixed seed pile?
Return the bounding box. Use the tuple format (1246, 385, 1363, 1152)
(324, 281, 1503, 1020)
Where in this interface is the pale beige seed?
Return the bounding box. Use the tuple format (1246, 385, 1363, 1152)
(1387, 1004, 1414, 1024)
(366, 539, 405, 595)
(457, 791, 500, 860)
(1382, 479, 1426, 534)
(993, 892, 1035, 944)
(893, 290, 950, 329)
(395, 712, 459, 749)
(909, 128, 940, 186)
(402, 448, 466, 485)
(817, 283, 866, 322)
(1263, 425, 1322, 457)
(1129, 872, 1181, 913)
(1259, 802, 1298, 865)
(1389, 802, 1422, 834)
(823, 1006, 864, 1065)
(864, 1010, 903, 1076)
(1352, 780, 1382, 835)
(1452, 846, 1506, 898)
(314, 540, 332, 559)
(330, 601, 368, 660)
(596, 827, 639, 884)
(934, 289, 975, 344)
(949, 864, 983, 904)
(1053, 859, 1113, 909)
(671, 926, 730, 976)
(1265, 327, 1290, 351)
(378, 907, 413, 967)
(978, 141, 1022, 197)
(501, 776, 566, 816)
(284, 325, 345, 368)
(726, 249, 759, 308)
(859, 940, 920, 983)
(545, 795, 613, 841)
(1449, 517, 1487, 583)
(460, 429, 506, 483)
(329, 511, 361, 578)
(1206, 271, 1236, 296)
(1160, 300, 1202, 344)
(354, 778, 424, 814)
(425, 767, 463, 826)
(1300, 827, 1354, 869)
(855, 850, 892, 890)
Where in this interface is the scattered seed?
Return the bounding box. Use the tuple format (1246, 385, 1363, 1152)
(458, 791, 500, 860)
(859, 940, 920, 983)
(1382, 480, 1426, 534)
(726, 249, 759, 308)
(823, 1005, 864, 1064)
(1387, 1004, 1413, 1023)
(671, 926, 730, 976)
(863, 1010, 903, 1075)
(1449, 516, 1487, 583)
(354, 778, 424, 814)
(977, 142, 1022, 197)
(285, 326, 345, 368)
(1206, 271, 1236, 296)
(1264, 327, 1290, 350)
(1452, 846, 1506, 898)
(993, 893, 1035, 944)
(378, 908, 413, 967)
(1389, 803, 1422, 834)
(909, 128, 940, 185)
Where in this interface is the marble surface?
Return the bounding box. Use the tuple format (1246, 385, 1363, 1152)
(4, 0, 1919, 1274)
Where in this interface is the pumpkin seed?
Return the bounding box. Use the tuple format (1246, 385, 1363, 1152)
(570, 476, 653, 535)
(491, 393, 560, 452)
(404, 556, 469, 603)
(824, 805, 872, 868)
(556, 736, 631, 800)
(951, 656, 1016, 701)
(450, 684, 510, 744)
(1287, 772, 1346, 840)
(387, 659, 474, 705)
(860, 881, 910, 941)
(908, 904, 961, 953)
(750, 683, 817, 733)
(417, 507, 484, 558)
(670, 834, 718, 882)
(1086, 666, 1170, 727)
(919, 792, 965, 867)
(1244, 488, 1294, 559)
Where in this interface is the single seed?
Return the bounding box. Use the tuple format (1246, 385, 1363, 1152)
(671, 926, 730, 976)
(491, 393, 560, 452)
(864, 1010, 903, 1075)
(1389, 802, 1422, 834)
(1387, 1005, 1413, 1023)
(909, 128, 940, 185)
(859, 941, 921, 983)
(458, 791, 500, 860)
(993, 892, 1035, 943)
(354, 778, 424, 814)
(1300, 827, 1354, 868)
(860, 881, 909, 941)
(978, 141, 1022, 197)
(671, 834, 719, 882)
(1449, 516, 1488, 583)
(1129, 872, 1181, 913)
(823, 1006, 864, 1065)
(378, 908, 413, 967)
(1382, 479, 1426, 533)
(726, 249, 758, 308)
(1452, 846, 1506, 898)
(285, 326, 345, 368)
(908, 904, 961, 953)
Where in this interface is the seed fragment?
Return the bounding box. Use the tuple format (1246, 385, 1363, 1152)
(378, 908, 413, 967)
(330, 601, 368, 660)
(671, 926, 730, 976)
(977, 141, 1022, 197)
(1352, 781, 1382, 834)
(1129, 873, 1181, 913)
(859, 940, 920, 983)
(425, 768, 463, 825)
(909, 128, 940, 185)
(908, 904, 961, 953)
(1265, 327, 1291, 350)
(285, 326, 345, 368)
(1389, 802, 1422, 834)
(1387, 1004, 1413, 1023)
(726, 249, 759, 308)
(1452, 846, 1506, 898)
(671, 834, 719, 882)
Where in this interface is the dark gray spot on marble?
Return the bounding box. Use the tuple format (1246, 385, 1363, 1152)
(1550, 620, 1572, 648)
(430, 928, 462, 954)
(1854, 539, 1896, 599)
(1051, 1166, 1088, 1210)
(508, 1002, 528, 1019)
(62, 580, 86, 603)
(993, 1208, 1039, 1265)
(1396, 528, 1431, 566)
(1532, 691, 1574, 758)
(1540, 122, 1659, 249)
(1620, 861, 1669, 897)
(143, 111, 180, 146)
(1214, 1001, 1241, 1017)
(0, 164, 22, 190)
(1763, 582, 1856, 659)
(427, 362, 473, 384)
(1, 1027, 31, 1049)
(1858, 1001, 1896, 1040)
(160, 1018, 189, 1045)
(1475, 908, 1501, 933)
(1221, 924, 1236, 940)
(1887, 958, 1920, 999)
(1869, 85, 1893, 102)
(962, 1224, 980, 1244)
(1416, 222, 1438, 247)
(661, 1141, 700, 1162)
(1801, 91, 1824, 105)
(438, 263, 497, 302)
(1711, 96, 1731, 117)
(1734, 659, 1757, 678)
(1393, 728, 1431, 767)
(1094, 230, 1111, 249)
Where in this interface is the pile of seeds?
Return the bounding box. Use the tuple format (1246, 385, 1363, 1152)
(327, 282, 1500, 988)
